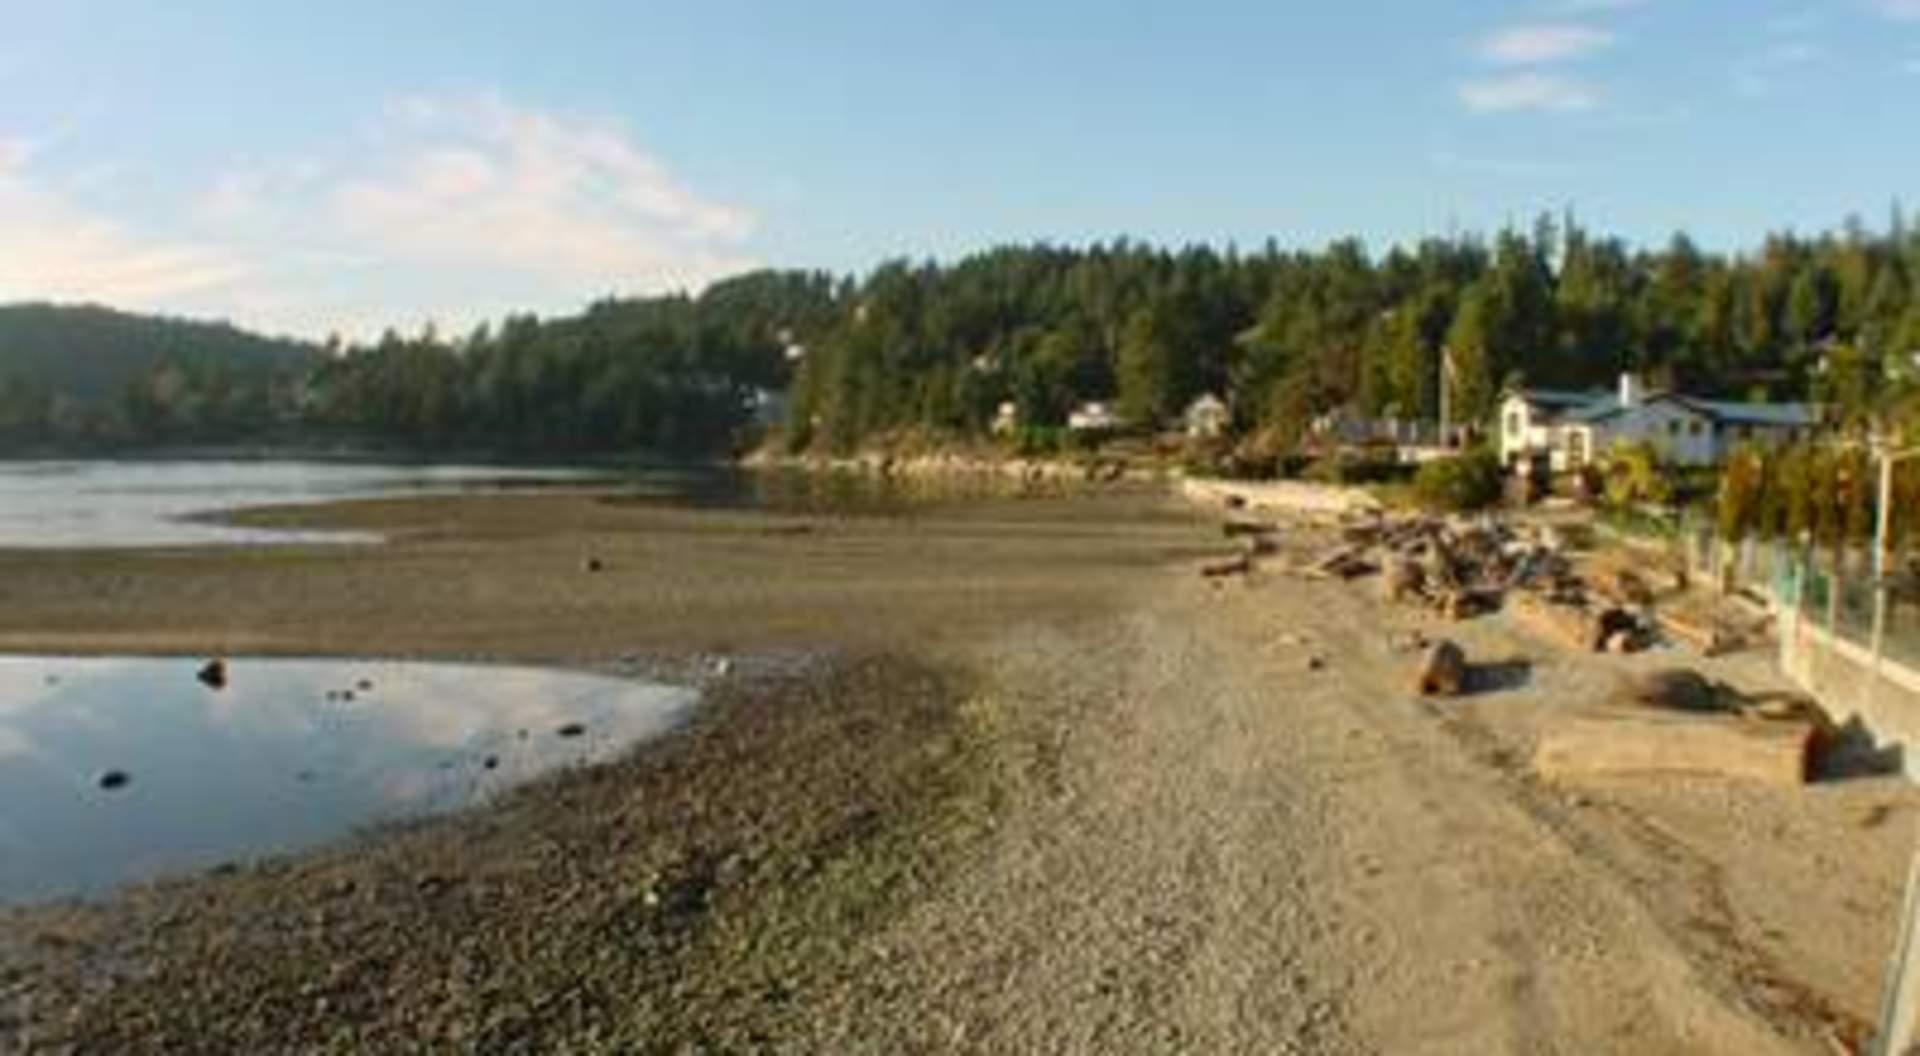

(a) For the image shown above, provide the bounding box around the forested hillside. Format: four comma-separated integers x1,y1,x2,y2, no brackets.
0,304,317,445
6,214,1919,458
301,269,835,454
783,216,1920,456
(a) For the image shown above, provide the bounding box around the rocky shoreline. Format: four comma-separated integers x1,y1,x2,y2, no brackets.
0,486,1207,1051
739,445,1168,486
1,650,997,1051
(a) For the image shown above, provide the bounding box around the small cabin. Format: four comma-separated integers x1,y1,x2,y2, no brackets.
1184,393,1230,439
1067,401,1121,432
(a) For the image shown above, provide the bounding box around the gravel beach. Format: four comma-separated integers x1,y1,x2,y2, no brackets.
1,484,1915,1052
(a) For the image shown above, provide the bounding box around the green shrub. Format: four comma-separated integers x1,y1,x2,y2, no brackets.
1305,451,1411,486
1011,425,1063,457
1602,440,1676,509
1413,450,1504,511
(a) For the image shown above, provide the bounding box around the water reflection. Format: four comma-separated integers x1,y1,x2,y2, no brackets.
0,459,610,548
0,656,694,904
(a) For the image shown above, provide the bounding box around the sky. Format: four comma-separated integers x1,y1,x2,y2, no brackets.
0,1,1917,340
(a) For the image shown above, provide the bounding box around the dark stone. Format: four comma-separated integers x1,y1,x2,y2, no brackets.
196,659,227,690
556,722,586,738
583,557,604,573
97,770,130,791
482,755,499,770
356,678,373,692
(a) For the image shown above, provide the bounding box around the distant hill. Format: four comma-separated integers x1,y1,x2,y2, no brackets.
0,303,317,406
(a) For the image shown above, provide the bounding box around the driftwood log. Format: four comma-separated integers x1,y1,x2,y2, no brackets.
1658,610,1732,657
1534,708,1813,785
1611,568,1656,607
1223,518,1278,539
1415,640,1468,696
1510,595,1596,650
1382,555,1425,603
1510,594,1637,652
1200,554,1254,579
1310,545,1375,580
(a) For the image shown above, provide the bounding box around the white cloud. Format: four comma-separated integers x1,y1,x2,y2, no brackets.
0,135,30,171
1479,24,1615,65
0,137,251,308
327,95,755,290
1458,72,1599,112
0,94,761,338
1877,0,1920,20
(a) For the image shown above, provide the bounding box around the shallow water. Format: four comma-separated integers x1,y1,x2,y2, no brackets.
0,459,610,547
0,655,694,904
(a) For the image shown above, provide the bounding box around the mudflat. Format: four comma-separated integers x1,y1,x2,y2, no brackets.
1,485,1915,1053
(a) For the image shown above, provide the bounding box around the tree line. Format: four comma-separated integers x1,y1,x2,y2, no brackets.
786,214,1920,457
5,212,1920,457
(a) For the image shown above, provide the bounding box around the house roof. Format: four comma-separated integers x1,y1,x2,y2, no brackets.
1553,390,1816,429
1510,387,1604,410
1686,399,1818,428
1562,398,1632,424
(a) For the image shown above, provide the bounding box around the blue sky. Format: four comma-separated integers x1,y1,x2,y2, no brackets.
1,1,1917,339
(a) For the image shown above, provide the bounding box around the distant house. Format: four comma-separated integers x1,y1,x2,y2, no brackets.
1184,393,1231,439
991,400,1020,435
1067,401,1121,432
748,388,789,428
1308,405,1439,447
1500,374,1818,470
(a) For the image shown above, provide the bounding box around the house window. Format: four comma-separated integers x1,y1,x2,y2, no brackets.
1506,411,1522,438
1739,425,1753,441
1667,420,1681,436
1688,420,1703,437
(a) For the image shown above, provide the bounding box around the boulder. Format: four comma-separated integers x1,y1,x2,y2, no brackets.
196,659,227,690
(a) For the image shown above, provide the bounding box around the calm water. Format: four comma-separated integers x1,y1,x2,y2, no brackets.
0,459,613,547
0,655,694,903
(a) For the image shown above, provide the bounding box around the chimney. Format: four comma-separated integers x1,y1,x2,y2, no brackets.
1618,372,1639,408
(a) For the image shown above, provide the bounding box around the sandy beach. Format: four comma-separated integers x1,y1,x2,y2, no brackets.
2,484,1916,1053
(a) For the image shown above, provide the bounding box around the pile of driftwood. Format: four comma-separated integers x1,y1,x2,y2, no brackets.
1290,511,1577,624
1200,516,1284,580
1199,507,1739,658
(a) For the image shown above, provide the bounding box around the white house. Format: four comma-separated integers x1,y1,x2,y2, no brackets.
1500,373,1817,470
1184,393,1230,439
1067,401,1122,432
748,388,789,429
991,400,1020,435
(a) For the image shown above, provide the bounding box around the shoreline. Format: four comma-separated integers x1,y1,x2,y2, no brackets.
4,483,1916,1051
0,485,1208,1050
1,648,996,1051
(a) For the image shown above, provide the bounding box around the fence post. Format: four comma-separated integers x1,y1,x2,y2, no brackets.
1875,824,1920,1056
